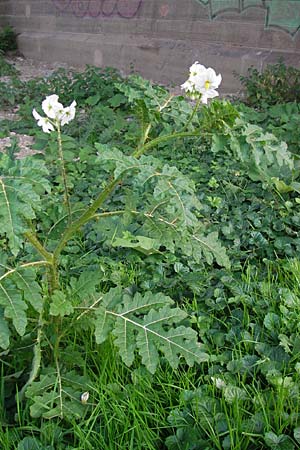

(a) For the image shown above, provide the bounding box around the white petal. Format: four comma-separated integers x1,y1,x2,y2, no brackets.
32,108,42,121
42,94,63,119
201,94,208,104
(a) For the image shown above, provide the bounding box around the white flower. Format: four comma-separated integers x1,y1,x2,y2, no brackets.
194,67,222,104
42,94,64,120
33,95,76,133
60,100,77,126
32,108,55,133
181,62,222,103
189,61,206,80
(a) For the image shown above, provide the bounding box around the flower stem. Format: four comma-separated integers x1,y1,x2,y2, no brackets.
24,231,59,292
181,95,202,132
17,308,44,402
52,130,199,263
57,123,72,224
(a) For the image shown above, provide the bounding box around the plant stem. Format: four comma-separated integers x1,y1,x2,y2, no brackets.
17,309,44,402
133,131,200,158
24,231,59,292
52,131,200,263
181,95,202,132
24,231,53,263
53,177,120,261
57,123,72,224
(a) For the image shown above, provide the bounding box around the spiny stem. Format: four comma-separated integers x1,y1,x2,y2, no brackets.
17,309,43,402
24,231,59,292
133,131,200,158
181,95,202,132
57,123,72,224
53,131,199,262
53,177,119,261
24,231,53,263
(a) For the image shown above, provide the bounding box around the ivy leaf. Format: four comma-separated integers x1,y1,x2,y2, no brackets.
95,288,208,373
49,290,74,317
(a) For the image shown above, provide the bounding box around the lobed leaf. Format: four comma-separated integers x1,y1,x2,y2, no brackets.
0,153,50,255
95,288,208,373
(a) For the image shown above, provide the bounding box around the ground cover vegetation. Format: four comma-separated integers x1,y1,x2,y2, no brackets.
0,50,299,449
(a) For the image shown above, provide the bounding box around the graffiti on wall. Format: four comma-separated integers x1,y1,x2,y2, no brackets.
51,0,143,18
195,0,300,37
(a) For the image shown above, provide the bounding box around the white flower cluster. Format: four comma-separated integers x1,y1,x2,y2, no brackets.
32,94,76,133
181,62,222,103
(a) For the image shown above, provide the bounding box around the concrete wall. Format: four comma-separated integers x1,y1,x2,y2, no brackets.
1,0,300,93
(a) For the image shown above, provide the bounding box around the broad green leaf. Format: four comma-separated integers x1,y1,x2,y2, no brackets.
0,261,42,345
294,428,300,444
264,432,295,450
26,370,91,419
94,145,140,179
95,289,208,373
69,270,100,299
49,290,74,317
0,308,10,349
0,279,27,336
17,437,46,450
264,312,280,332
112,232,160,255
0,153,50,255
191,231,231,268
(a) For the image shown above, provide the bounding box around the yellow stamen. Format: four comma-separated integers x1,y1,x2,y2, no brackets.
205,80,210,90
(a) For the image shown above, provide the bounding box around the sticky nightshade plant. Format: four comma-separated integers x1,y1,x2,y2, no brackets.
0,66,229,419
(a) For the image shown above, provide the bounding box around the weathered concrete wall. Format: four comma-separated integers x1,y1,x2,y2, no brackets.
1,0,300,93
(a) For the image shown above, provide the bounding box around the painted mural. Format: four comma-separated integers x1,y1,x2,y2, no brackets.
195,0,300,36
51,0,143,18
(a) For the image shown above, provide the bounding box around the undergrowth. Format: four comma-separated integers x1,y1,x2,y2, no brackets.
0,60,299,449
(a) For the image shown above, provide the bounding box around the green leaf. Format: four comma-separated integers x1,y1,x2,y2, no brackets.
112,232,160,255
26,369,91,419
294,428,300,444
95,289,208,373
94,145,140,179
17,437,46,450
264,432,295,450
0,261,43,345
86,94,101,106
264,312,280,332
0,153,50,255
191,231,231,268
0,278,27,336
49,290,74,317
0,308,10,349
